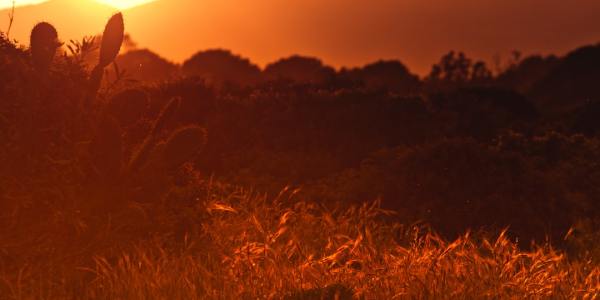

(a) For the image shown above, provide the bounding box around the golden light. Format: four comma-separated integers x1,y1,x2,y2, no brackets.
0,0,156,9
94,0,156,9
0,0,46,9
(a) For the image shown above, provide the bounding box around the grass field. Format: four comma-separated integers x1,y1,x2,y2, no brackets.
2,17,600,299
1,182,598,299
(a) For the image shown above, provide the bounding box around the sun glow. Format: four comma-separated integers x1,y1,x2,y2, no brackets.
0,0,45,9
94,0,155,9
0,0,156,10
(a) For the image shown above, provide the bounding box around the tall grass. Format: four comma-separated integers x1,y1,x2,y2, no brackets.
0,181,597,299
0,25,599,299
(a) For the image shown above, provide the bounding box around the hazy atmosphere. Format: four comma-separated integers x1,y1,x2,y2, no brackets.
2,0,600,74
1,0,600,298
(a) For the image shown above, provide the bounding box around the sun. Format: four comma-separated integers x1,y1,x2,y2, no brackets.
94,0,155,9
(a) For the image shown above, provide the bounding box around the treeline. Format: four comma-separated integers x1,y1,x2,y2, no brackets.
2,29,600,255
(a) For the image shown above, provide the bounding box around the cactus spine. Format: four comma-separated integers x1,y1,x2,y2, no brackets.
30,22,59,71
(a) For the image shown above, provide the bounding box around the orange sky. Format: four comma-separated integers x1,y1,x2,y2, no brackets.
2,0,600,75
0,0,155,9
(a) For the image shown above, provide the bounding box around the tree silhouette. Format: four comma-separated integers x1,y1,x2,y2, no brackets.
427,51,492,90
264,55,335,84
344,60,421,94
532,44,600,112
182,49,262,86
429,87,537,140
115,49,178,82
497,55,559,94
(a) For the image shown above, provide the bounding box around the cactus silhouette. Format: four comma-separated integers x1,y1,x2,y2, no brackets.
150,97,181,135
89,13,125,97
162,126,207,170
128,97,181,172
30,22,60,71
128,135,156,173
99,13,125,68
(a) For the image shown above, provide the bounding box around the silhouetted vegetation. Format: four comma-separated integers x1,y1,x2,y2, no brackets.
115,49,178,82
264,55,336,84
340,60,421,95
1,16,599,298
182,49,262,86
425,51,494,91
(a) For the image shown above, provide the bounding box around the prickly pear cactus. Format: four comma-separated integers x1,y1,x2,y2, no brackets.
151,96,182,136
127,97,181,172
88,94,208,203
30,22,60,71
99,13,125,68
89,13,125,97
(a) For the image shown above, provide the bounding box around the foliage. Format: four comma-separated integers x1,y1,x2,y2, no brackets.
264,55,336,84
114,49,178,82
0,182,598,299
1,19,600,299
339,60,421,95
496,54,559,94
532,44,600,112
426,51,493,90
182,49,262,86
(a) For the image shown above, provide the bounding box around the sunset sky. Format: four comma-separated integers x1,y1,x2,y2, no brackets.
0,0,155,9
2,0,600,75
